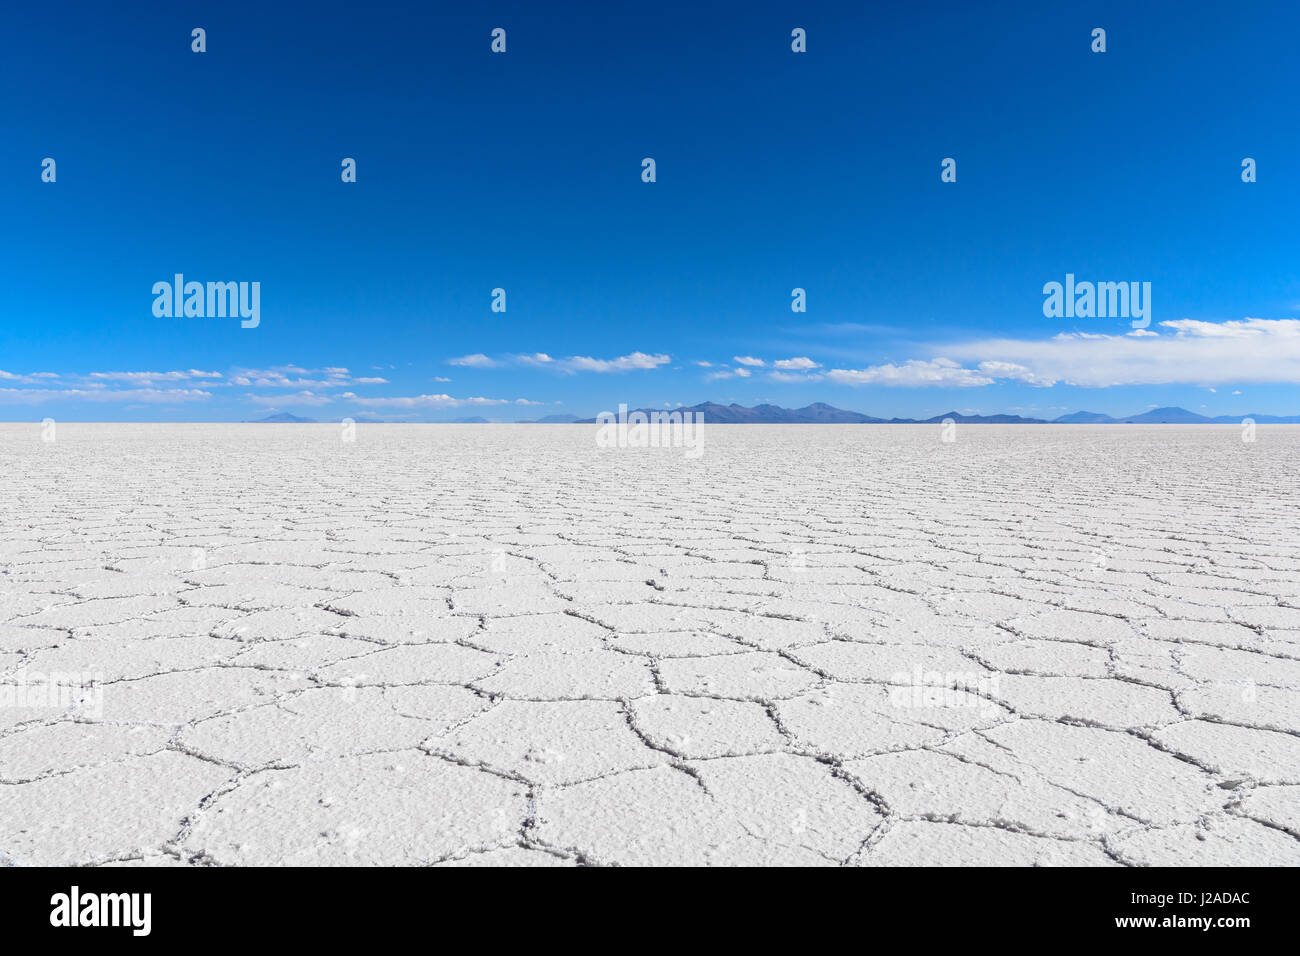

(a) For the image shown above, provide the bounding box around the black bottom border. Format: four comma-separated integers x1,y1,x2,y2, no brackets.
0,864,1284,942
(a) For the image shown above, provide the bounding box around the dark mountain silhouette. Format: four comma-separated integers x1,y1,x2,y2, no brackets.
577,402,884,424
575,403,1048,424
789,401,888,423
248,412,318,423
246,403,1300,425
1119,406,1213,424
918,410,1048,424
1208,412,1300,424
568,402,1298,424
1052,410,1119,423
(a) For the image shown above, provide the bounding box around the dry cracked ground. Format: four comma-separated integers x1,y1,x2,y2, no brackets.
1,422,1298,867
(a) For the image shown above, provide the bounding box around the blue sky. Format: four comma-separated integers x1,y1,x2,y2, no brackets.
3,0,1299,421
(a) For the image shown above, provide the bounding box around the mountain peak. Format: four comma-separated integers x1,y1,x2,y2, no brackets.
249,412,317,423
1120,406,1211,423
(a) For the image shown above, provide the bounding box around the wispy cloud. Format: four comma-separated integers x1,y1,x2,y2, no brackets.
706,366,752,381
447,353,498,368
826,358,994,387
228,366,384,387
0,370,61,385
563,351,670,372
768,370,824,383
812,318,1300,389
88,370,223,384
245,390,335,406
0,387,212,404
0,360,543,415
467,351,671,373
337,392,527,408
702,356,824,382
516,353,554,366
787,321,900,336
938,318,1300,387
1162,318,1300,338
772,357,821,370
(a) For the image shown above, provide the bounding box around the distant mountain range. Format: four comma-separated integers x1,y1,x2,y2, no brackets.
246,412,576,424
248,404,1300,425
572,402,1044,424
1051,407,1300,424
520,413,585,423
248,412,319,423
574,403,1300,424
247,412,388,423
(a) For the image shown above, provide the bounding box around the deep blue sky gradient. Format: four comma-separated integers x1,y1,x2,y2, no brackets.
3,1,1298,419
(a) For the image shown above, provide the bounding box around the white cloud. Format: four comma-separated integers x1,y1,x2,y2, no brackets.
816,318,1300,389
246,390,334,407
941,318,1300,387
768,370,824,383
772,357,821,370
447,353,497,368
0,388,211,404
733,356,766,367
973,361,1058,387
706,367,751,381
0,370,58,385
337,392,521,409
562,352,670,373
826,359,995,387
0,362,395,408
448,351,668,373
228,366,374,388
1161,318,1300,338
87,370,224,383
